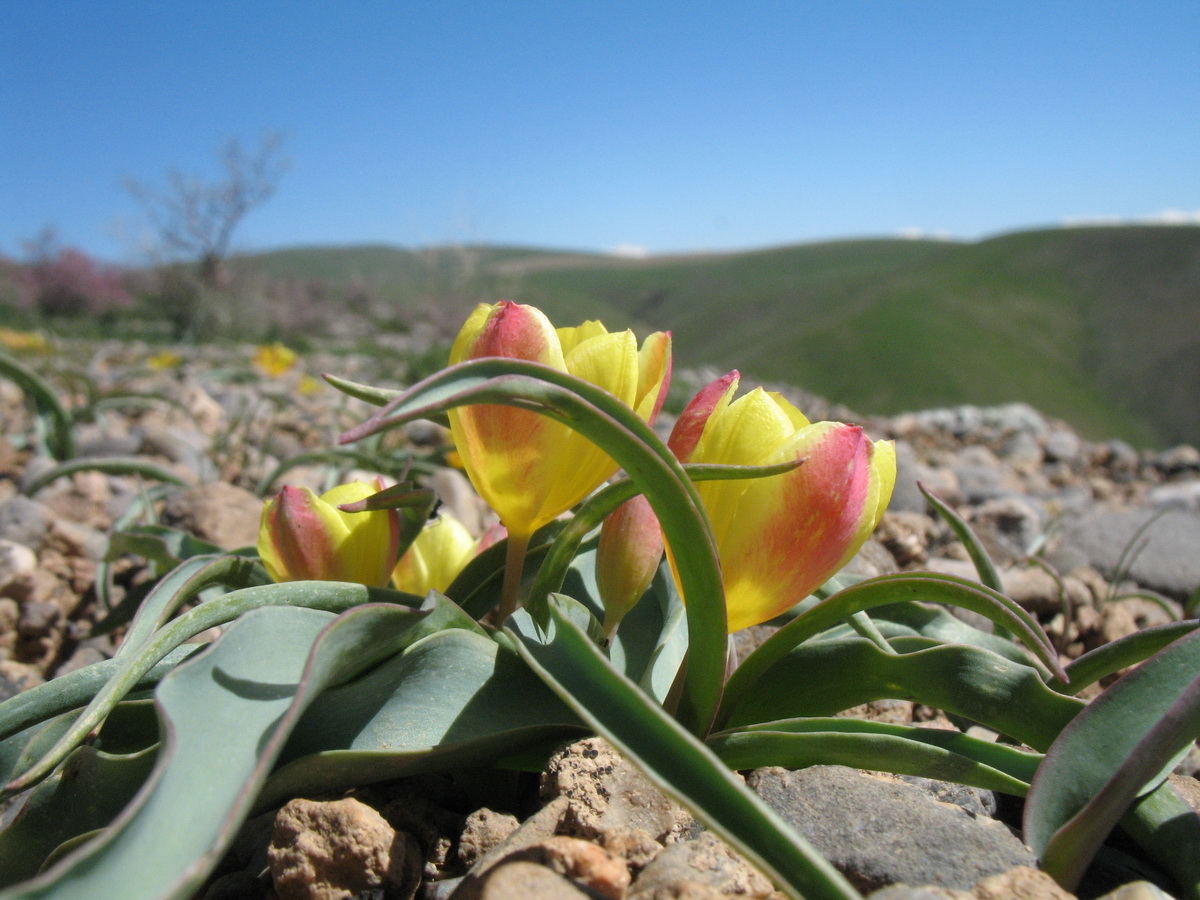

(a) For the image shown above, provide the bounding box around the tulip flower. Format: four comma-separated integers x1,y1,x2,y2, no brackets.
393,512,480,597
667,372,896,633
258,480,400,587
447,301,671,618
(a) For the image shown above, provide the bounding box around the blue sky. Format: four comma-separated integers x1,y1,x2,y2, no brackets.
3,1,1198,263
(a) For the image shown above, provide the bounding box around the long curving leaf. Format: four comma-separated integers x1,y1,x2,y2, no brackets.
113,554,263,662
869,601,1050,666
707,718,1041,796
259,626,583,808
719,573,1067,730
0,647,199,749
2,581,424,798
339,357,728,736
1120,780,1200,900
528,460,801,619
1025,629,1200,892
505,595,864,900
22,457,189,496
919,483,1003,591
254,448,438,496
1060,620,1200,695
0,744,158,887
722,635,1084,751
321,371,405,407
0,602,466,900
0,349,75,461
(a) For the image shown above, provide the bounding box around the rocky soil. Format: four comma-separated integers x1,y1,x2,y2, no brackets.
1,338,1198,900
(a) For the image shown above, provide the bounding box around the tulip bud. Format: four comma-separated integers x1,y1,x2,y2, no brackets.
597,494,664,637
257,480,400,587
393,513,480,597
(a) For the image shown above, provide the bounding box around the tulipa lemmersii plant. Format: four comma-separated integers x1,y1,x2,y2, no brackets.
0,302,1197,900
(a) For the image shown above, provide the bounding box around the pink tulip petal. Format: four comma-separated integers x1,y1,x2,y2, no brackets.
668,370,739,460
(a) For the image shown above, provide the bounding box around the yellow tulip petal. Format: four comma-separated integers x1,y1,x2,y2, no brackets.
394,514,477,595
717,422,880,631
557,319,609,355
693,388,796,468
635,331,672,424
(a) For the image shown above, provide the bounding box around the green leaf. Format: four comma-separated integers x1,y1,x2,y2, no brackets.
1061,620,1199,695
722,635,1083,751
505,595,863,900
707,718,1041,796
720,573,1067,729
1025,629,1200,892
259,626,582,807
22,457,189,497
2,581,419,798
0,349,75,461
254,448,437,496
341,357,728,736
0,743,158,886
1120,781,1200,900
112,555,264,662
0,602,459,900
0,648,199,751
870,601,1050,665
919,483,1003,591
103,525,228,572
321,372,404,407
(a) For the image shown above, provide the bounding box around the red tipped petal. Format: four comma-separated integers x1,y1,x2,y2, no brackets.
668,370,739,460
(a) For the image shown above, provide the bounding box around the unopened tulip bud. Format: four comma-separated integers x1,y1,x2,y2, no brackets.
258,480,400,587
597,494,664,637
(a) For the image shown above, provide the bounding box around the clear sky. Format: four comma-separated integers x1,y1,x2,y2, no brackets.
3,1,1198,264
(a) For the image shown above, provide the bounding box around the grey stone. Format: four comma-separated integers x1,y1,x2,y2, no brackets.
888,442,928,514
628,832,774,900
999,430,1043,473
968,497,1045,562
950,450,1013,504
896,776,998,818
1042,428,1083,464
1055,508,1200,600
1155,444,1200,476
0,497,52,549
1093,883,1177,900
1147,479,1200,512
541,738,695,843
746,766,1035,893
867,886,965,900
161,482,263,551
74,427,145,457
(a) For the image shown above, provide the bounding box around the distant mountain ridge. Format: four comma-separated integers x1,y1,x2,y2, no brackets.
241,225,1200,448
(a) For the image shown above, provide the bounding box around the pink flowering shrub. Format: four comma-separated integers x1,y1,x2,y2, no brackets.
9,247,133,318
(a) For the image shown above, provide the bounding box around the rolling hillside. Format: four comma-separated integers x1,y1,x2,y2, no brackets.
242,226,1200,448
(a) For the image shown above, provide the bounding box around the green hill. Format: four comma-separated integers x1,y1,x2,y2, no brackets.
242,226,1200,448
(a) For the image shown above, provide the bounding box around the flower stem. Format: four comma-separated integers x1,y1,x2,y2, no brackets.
496,530,531,623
